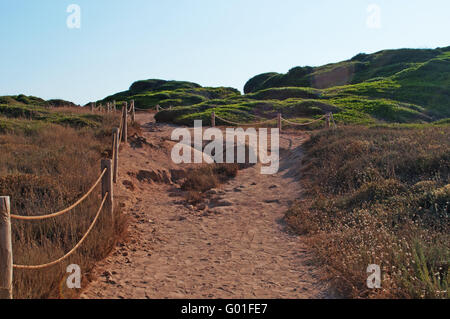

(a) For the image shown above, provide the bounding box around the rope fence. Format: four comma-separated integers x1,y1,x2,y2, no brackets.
281,114,327,126
0,99,132,299
211,111,335,131
13,193,108,270
133,104,169,112
156,104,172,112
153,103,336,131
215,114,277,127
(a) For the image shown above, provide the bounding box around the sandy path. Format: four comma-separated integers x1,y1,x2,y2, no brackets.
80,113,330,299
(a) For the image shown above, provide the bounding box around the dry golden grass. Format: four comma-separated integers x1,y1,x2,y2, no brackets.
181,164,239,203
0,107,127,299
182,164,239,192
285,126,449,299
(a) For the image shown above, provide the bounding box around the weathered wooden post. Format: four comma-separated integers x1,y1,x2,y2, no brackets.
330,112,336,129
0,196,13,299
101,159,114,223
113,100,116,113
211,112,215,128
277,113,282,132
326,113,330,129
112,128,119,183
122,102,128,143
131,100,135,124
90,102,94,112
156,105,160,112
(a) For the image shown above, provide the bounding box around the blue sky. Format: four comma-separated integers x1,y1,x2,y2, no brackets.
0,0,449,105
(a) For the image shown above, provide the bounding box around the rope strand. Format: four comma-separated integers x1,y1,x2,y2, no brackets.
215,114,277,126
10,169,107,221
281,114,327,126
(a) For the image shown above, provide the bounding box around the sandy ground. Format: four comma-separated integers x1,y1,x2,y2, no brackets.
80,112,331,299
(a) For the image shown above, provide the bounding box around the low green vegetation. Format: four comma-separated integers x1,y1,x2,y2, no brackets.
97,79,240,110
0,94,78,108
0,104,103,133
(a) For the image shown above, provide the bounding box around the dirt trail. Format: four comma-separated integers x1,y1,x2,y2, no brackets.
81,113,331,299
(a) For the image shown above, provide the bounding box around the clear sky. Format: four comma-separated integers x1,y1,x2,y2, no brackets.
0,0,449,105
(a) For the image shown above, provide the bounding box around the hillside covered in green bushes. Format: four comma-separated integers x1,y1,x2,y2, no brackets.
96,79,241,111
97,46,450,126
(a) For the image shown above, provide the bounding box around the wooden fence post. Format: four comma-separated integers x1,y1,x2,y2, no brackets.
112,128,119,183
90,103,94,112
156,105,160,112
122,102,128,143
101,160,114,223
131,100,135,124
113,100,116,113
0,196,13,299
330,112,336,129
326,113,330,129
277,113,282,132
211,112,215,128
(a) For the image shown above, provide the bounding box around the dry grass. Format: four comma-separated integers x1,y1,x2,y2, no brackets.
285,126,449,299
0,108,127,299
182,164,239,203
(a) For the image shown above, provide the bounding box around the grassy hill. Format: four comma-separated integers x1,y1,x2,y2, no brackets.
150,46,450,126
96,79,241,110
0,94,79,108
244,48,446,92
0,96,103,134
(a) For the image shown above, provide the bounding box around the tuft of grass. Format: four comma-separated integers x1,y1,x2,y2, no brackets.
181,164,239,193
181,164,239,206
